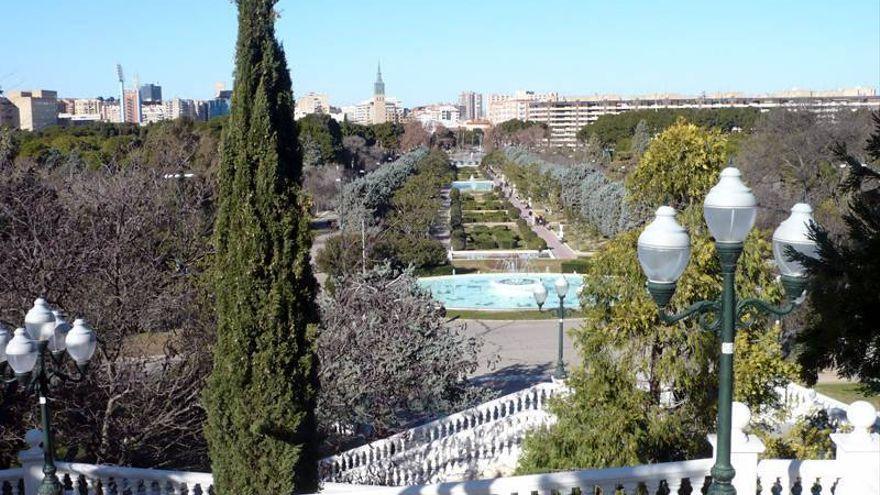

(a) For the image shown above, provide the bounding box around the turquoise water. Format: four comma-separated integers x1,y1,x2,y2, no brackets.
418,273,584,310
451,180,494,192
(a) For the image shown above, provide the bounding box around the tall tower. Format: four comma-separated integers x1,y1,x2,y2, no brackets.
116,64,126,123
372,61,387,124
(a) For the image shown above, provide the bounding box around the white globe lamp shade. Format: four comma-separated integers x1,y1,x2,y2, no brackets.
703,168,757,243
637,206,691,283
533,284,548,306
554,277,569,298
0,324,11,363
49,310,72,353
772,203,819,278
24,298,56,342
66,319,97,365
6,328,38,375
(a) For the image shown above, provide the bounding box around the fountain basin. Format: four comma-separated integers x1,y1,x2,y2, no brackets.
451,180,494,192
418,273,583,310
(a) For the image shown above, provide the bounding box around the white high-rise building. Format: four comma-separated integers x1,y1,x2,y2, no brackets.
295,92,330,120
486,90,557,124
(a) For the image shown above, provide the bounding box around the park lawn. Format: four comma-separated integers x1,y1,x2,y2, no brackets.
448,309,585,321
813,383,880,408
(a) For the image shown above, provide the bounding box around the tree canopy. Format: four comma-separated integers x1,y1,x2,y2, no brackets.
577,107,760,151
297,113,343,167
794,112,880,393
626,118,728,208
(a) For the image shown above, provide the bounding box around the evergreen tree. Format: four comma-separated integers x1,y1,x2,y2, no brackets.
203,1,320,493
627,118,727,208
795,112,880,393
583,132,606,164
518,124,797,473
631,118,650,157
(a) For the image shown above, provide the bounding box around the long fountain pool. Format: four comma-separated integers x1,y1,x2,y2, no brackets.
451,180,494,192
417,273,584,310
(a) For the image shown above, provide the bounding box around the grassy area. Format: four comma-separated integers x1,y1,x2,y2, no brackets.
447,308,585,320
813,383,880,408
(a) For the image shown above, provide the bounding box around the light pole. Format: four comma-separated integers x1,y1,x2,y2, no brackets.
533,278,569,380
553,277,569,380
636,168,817,495
1,299,98,495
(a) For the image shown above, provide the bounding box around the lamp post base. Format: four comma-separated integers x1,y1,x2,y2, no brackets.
37,475,62,495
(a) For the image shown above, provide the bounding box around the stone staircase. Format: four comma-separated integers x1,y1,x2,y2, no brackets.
319,381,566,485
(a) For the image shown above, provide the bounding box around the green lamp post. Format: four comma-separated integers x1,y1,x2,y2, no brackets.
533,277,570,380
1,299,98,495
636,168,817,495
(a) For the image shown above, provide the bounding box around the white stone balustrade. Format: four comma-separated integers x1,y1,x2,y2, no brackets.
318,458,716,495
320,381,564,484
0,466,24,494
0,384,876,495
13,428,213,495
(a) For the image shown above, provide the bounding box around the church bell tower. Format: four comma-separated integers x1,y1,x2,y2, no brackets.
372,61,387,124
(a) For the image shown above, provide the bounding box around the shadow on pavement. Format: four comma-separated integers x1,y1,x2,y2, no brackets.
471,362,553,395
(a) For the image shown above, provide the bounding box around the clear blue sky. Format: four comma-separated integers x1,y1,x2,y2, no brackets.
2,0,878,107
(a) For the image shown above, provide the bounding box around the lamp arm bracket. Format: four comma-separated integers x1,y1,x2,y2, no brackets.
736,298,797,320
47,365,87,384
660,299,720,328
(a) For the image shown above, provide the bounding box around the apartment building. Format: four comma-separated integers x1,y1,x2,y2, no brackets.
411,103,461,129
5,90,58,131
527,89,880,147
486,90,558,124
295,92,330,120
458,91,483,121
0,97,19,128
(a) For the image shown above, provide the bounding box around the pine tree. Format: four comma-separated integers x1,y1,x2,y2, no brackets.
203,1,320,493
795,112,880,393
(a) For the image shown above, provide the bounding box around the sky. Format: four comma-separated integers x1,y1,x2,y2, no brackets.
1,0,878,107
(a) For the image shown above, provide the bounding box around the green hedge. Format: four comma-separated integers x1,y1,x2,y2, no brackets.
560,258,592,273
463,211,511,223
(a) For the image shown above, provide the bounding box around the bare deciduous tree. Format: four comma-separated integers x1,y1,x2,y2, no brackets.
316,267,495,453
0,162,215,470
737,108,874,232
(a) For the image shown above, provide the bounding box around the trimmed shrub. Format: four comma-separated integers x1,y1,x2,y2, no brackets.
501,147,646,237
560,258,592,274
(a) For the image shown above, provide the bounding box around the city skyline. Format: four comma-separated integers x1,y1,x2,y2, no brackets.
1,0,878,106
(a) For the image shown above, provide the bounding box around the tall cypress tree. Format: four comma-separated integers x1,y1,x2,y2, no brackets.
203,1,319,493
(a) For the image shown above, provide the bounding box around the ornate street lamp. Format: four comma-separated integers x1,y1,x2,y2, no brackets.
532,283,548,311
533,278,568,380
637,168,816,495
1,299,97,495
553,277,569,380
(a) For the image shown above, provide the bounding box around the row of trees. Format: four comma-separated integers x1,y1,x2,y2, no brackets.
317,149,451,279
485,119,549,150
576,107,762,152
489,147,644,237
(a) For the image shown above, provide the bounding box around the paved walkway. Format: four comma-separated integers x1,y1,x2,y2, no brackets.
459,318,582,395
496,180,577,260
432,186,452,248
